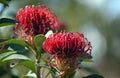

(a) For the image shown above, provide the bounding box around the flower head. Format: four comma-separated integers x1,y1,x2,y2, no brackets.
14,4,58,45
43,32,92,58
42,32,92,75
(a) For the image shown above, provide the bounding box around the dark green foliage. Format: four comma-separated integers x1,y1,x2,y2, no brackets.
0,18,18,27
83,74,104,78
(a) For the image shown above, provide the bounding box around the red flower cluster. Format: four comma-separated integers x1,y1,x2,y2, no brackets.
15,4,58,35
14,4,59,45
42,32,92,58
42,32,92,75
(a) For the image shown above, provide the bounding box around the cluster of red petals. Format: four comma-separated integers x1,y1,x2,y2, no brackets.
42,32,92,58
14,4,59,35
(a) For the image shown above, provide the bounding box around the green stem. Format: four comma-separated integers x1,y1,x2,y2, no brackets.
45,71,51,78
36,52,41,78
28,46,36,55
29,46,41,78
36,64,41,78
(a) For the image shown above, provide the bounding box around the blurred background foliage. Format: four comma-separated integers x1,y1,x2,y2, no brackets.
0,0,120,78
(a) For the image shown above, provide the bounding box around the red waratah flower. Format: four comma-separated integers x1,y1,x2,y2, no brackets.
14,4,59,45
42,32,92,76
43,32,92,58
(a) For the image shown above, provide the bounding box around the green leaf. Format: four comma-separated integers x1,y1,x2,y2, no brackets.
0,39,29,47
0,52,35,72
17,60,36,73
0,51,16,60
0,49,11,54
81,53,93,59
78,53,93,62
0,0,9,6
34,34,45,52
23,71,37,78
2,54,31,61
23,75,36,78
0,18,19,27
0,60,6,66
5,44,30,55
0,51,16,66
83,74,104,78
82,59,94,62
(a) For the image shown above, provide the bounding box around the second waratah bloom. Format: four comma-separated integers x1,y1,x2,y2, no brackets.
42,32,92,76
14,4,59,45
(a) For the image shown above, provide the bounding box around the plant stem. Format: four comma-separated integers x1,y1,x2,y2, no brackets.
36,52,41,78
37,64,41,78
29,46,41,78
